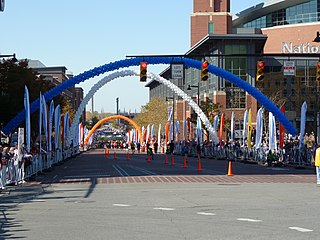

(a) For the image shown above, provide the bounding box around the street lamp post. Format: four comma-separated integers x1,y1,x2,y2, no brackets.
187,83,200,106
187,83,200,141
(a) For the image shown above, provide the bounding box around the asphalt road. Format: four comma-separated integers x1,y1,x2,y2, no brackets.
0,149,319,240
36,148,315,184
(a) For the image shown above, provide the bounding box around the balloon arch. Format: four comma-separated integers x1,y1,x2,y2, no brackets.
2,57,297,136
67,70,219,146
84,115,142,145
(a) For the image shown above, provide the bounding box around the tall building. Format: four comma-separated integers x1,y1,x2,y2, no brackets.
148,0,320,141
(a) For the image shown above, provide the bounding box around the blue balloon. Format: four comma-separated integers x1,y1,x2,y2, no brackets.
2,57,297,136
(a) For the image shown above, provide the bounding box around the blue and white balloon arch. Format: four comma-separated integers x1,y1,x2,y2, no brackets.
2,57,298,136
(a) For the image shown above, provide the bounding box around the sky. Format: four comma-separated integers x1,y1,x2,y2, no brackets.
0,0,261,114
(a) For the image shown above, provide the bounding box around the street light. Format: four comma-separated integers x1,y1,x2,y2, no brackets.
166,96,175,142
0,53,18,62
187,83,200,106
187,83,200,141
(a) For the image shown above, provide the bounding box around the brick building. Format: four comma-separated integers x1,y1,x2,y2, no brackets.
147,0,320,142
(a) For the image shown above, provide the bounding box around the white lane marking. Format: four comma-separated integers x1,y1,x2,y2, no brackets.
30,199,46,202
64,166,68,169
197,212,216,216
237,218,262,222
116,165,130,176
112,165,129,176
289,227,313,232
113,204,131,207
126,165,156,175
267,167,289,171
153,207,175,211
53,175,58,179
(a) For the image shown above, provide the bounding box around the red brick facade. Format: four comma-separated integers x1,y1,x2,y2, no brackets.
191,0,232,47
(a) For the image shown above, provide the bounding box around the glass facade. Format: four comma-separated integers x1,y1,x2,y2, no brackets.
243,0,320,28
224,44,247,109
256,57,319,131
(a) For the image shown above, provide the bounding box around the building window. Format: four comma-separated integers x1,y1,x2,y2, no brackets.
224,44,247,109
243,0,319,28
208,22,214,34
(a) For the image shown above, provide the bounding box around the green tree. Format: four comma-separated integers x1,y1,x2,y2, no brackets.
0,59,72,137
133,97,167,131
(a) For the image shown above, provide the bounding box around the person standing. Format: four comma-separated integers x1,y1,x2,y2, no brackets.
315,147,320,185
169,140,175,155
153,141,158,154
1,147,9,189
0,146,5,190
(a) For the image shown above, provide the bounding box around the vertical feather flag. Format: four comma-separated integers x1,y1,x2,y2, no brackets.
299,101,307,149
175,121,180,141
42,95,48,151
146,124,150,142
157,124,161,149
230,112,234,142
136,129,140,143
39,93,42,152
141,126,145,142
279,105,286,149
197,116,202,144
242,110,248,145
63,113,69,148
54,105,61,150
167,106,173,122
79,123,84,146
151,124,155,139
24,86,31,153
169,122,173,141
165,122,170,143
187,118,191,139
78,123,82,146
60,115,64,148
255,108,264,149
219,114,225,147
247,109,253,148
48,100,54,152
268,112,277,151
213,115,219,132
143,129,147,143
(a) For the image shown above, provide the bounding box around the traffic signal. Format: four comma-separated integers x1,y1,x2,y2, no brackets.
256,60,265,81
316,61,320,81
201,61,209,81
140,61,147,82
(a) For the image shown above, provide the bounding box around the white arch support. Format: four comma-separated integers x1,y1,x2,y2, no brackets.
66,70,218,146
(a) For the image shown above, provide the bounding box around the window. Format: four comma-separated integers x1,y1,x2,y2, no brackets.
208,22,214,34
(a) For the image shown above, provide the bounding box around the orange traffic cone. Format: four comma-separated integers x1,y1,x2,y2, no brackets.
165,155,169,165
182,155,187,168
105,148,109,158
147,154,151,163
226,160,234,176
197,155,202,172
114,151,116,160
126,152,130,161
171,155,175,166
